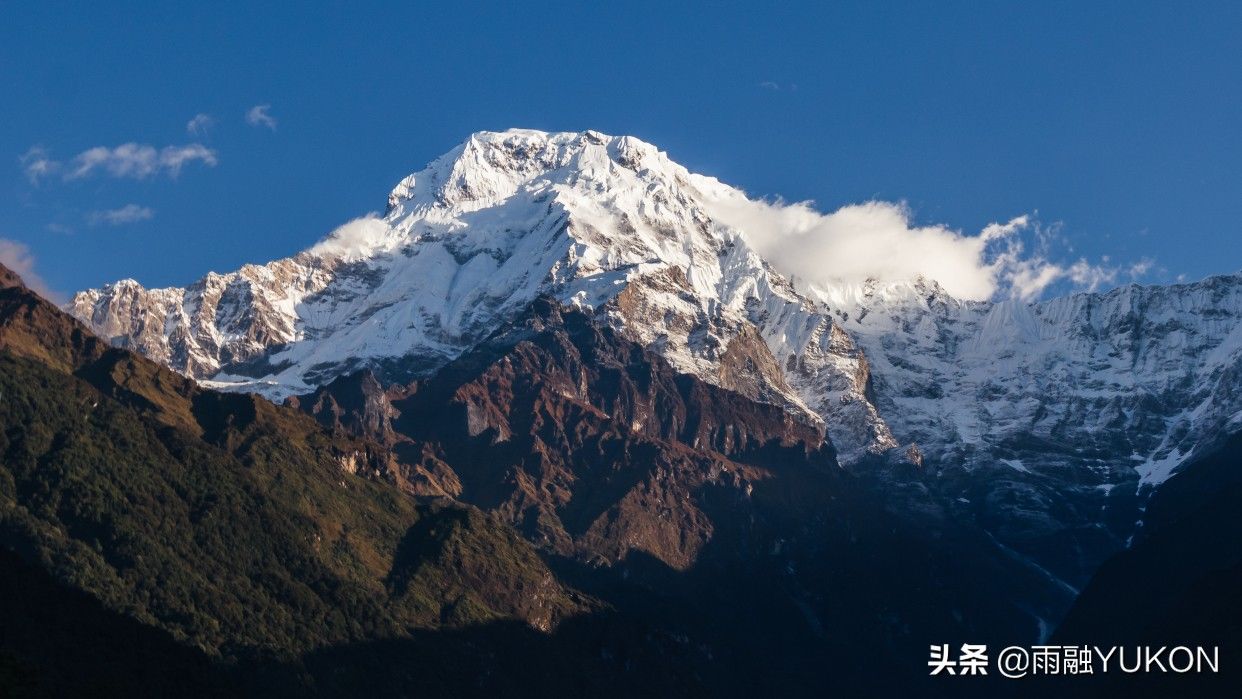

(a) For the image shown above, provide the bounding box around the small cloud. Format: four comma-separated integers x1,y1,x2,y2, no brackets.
246,104,277,130
1064,259,1118,292
758,81,798,92
186,113,215,136
64,142,217,180
1127,258,1155,279
19,146,60,184
309,214,391,261
0,237,61,301
45,222,75,235
87,204,155,226
156,144,217,176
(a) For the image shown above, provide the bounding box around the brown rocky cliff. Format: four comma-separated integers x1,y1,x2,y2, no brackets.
343,298,841,570
0,262,25,290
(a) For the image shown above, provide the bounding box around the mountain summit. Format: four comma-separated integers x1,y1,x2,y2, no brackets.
68,129,896,461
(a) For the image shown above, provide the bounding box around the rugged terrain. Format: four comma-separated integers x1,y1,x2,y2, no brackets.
69,130,1242,627
0,263,677,696
5,128,1239,696
1,260,1090,696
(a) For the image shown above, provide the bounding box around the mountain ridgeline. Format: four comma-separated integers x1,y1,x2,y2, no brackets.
2,129,1239,696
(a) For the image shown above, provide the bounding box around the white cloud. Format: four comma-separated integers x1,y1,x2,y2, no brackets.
155,144,218,176
65,142,217,180
246,104,277,130
88,204,155,226
186,113,215,136
309,215,392,261
0,238,59,301
1064,259,1117,292
19,146,60,184
707,197,1127,301
1127,258,1155,278
19,141,217,183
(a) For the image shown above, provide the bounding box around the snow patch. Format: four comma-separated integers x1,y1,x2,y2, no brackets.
1001,459,1029,473
1136,448,1187,488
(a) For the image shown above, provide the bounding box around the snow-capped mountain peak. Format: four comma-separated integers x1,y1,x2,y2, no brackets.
67,129,887,452
68,129,1242,484
385,129,672,213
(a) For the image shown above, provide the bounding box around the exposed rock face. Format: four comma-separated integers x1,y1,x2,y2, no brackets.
289,372,461,497
291,298,1083,665
289,370,402,444
2,264,111,375
300,298,835,571
0,264,25,290
68,258,341,378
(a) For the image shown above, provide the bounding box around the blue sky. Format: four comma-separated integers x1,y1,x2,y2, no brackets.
2,1,1239,299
